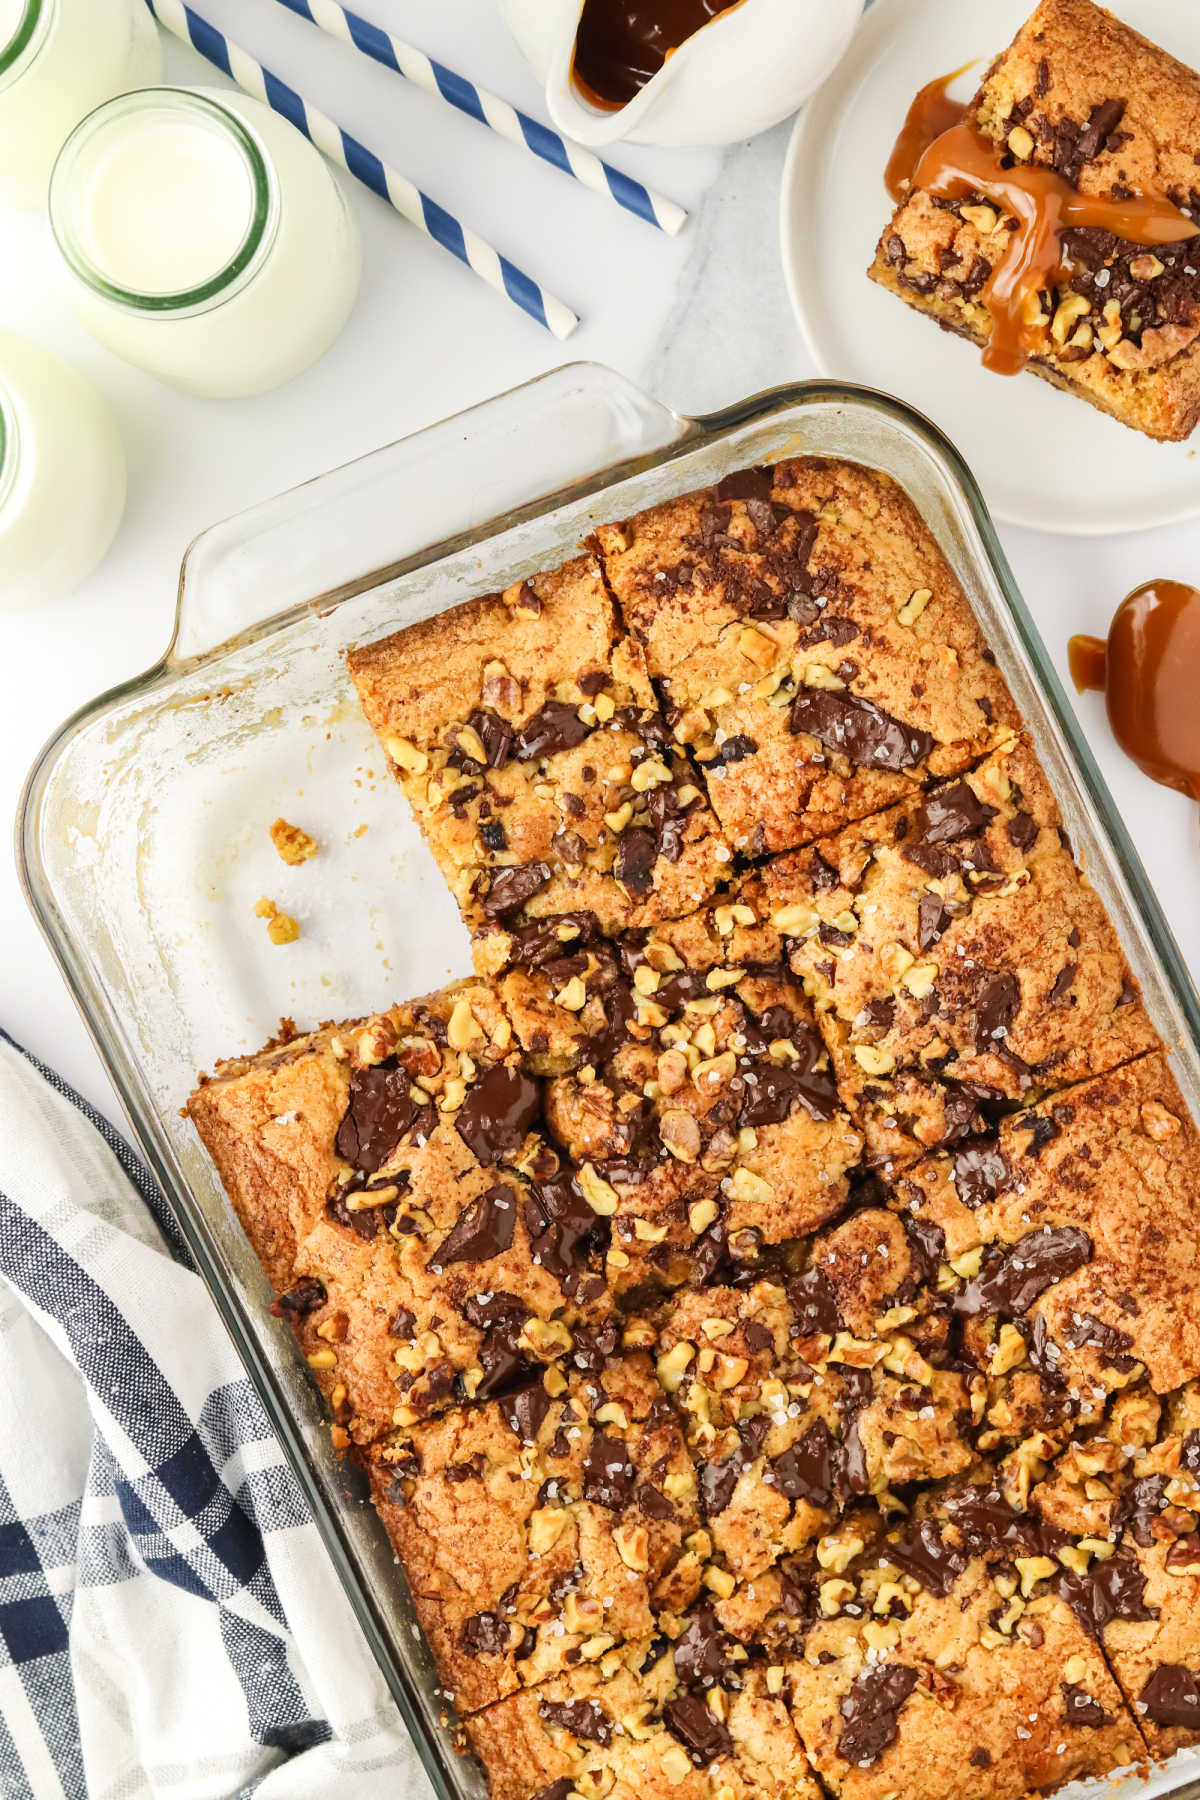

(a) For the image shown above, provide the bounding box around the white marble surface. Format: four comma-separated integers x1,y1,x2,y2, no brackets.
1,0,1199,1121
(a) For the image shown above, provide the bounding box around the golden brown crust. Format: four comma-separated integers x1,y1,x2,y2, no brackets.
599,459,1018,857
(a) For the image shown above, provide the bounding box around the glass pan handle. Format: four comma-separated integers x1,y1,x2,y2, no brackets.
169,363,695,664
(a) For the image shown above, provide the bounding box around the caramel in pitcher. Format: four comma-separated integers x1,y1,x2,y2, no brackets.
1070,580,1200,805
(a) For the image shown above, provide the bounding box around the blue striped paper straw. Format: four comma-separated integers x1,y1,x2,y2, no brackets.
273,0,687,236
143,0,579,338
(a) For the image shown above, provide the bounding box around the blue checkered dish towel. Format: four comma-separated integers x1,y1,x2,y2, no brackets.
0,1031,430,1800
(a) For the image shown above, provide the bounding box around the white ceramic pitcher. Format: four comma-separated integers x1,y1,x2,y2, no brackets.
498,0,865,148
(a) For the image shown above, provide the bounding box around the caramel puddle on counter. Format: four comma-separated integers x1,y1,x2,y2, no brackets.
1069,581,1200,805
573,0,742,108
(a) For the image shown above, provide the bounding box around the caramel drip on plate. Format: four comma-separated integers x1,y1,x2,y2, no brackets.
913,122,1198,375
1069,581,1200,806
573,0,742,109
885,69,971,204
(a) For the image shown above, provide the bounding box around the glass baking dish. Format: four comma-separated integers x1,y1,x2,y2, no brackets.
19,364,1200,1800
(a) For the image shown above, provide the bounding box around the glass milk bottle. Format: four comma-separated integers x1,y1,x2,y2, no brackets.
0,0,161,207
0,332,126,608
49,87,362,398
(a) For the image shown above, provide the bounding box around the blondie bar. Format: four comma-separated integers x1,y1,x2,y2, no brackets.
870,0,1200,441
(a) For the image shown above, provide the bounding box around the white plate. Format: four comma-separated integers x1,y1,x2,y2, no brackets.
780,0,1200,534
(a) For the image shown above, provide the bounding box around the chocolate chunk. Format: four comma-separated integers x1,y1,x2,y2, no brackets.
526,1169,603,1287
514,700,592,762
970,1748,992,1770
1017,1113,1061,1155
613,826,658,895
952,1136,1008,1209
1114,1473,1169,1546
532,1783,573,1800
1059,1553,1157,1638
902,1215,946,1284
538,1699,612,1745
637,1483,674,1522
743,1320,773,1353
1139,1665,1200,1730
974,971,1021,1050
578,670,610,696
709,733,757,767
663,1694,733,1767
336,1064,425,1173
917,892,950,953
483,860,552,921
499,1380,551,1445
569,1321,620,1378
461,708,514,769
790,690,935,772
270,1279,326,1318
581,1432,635,1509
390,1306,416,1340
700,1454,742,1519
903,842,957,881
324,1186,400,1240
771,1419,834,1505
1183,1430,1200,1474
838,1664,919,1767
739,1057,839,1130
1062,1312,1136,1373
715,466,772,503
798,614,859,649
943,1486,1060,1558
1049,963,1077,1004
916,783,997,844
788,1266,842,1337
1007,810,1039,851
455,1063,541,1164
479,820,508,852
953,1225,1092,1318
810,850,839,891
460,1611,511,1658
886,1520,966,1598
1063,1685,1109,1727
428,1183,517,1270
674,1607,733,1687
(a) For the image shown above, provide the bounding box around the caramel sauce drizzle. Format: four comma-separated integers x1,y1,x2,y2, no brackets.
573,0,742,109
885,69,971,205
1069,581,1200,807
887,74,1199,377
915,124,1199,374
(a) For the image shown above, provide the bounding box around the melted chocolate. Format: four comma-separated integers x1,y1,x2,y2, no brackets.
483,861,553,921
771,1418,835,1506
790,689,935,772
573,0,740,109
1062,1684,1110,1727
498,1380,552,1445
662,1694,733,1767
952,1225,1092,1318
581,1431,635,1509
455,1063,542,1165
428,1183,517,1270
336,1064,429,1173
515,700,593,762
1139,1664,1200,1730
886,1519,966,1597
916,783,997,844
838,1663,918,1767
270,1279,326,1318
537,1699,612,1745
951,1136,1009,1209
674,1606,733,1687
